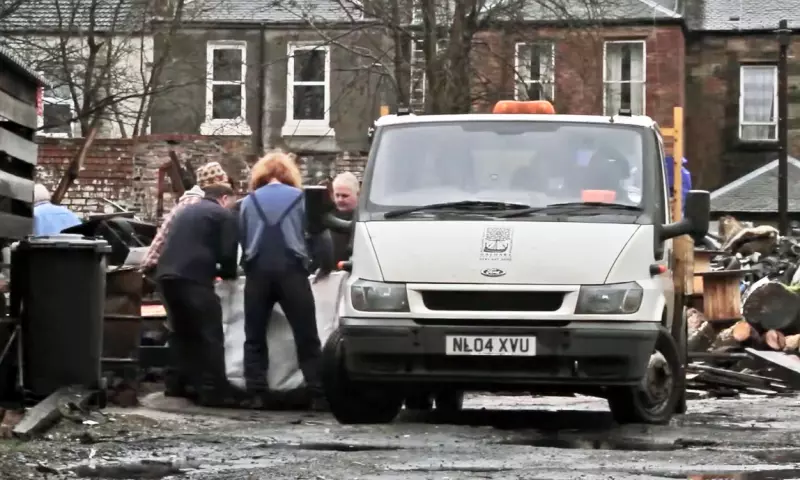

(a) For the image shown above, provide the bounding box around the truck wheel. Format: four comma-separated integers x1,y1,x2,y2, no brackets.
674,307,688,415
322,329,402,425
405,392,434,411
607,326,684,425
434,391,464,413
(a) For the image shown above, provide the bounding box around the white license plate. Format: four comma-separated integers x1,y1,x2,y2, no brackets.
445,335,536,356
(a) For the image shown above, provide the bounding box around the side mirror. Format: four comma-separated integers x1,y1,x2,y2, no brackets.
304,185,335,235
659,190,710,242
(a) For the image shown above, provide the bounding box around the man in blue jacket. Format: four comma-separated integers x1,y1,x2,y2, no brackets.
664,156,692,211
157,182,239,407
32,184,82,235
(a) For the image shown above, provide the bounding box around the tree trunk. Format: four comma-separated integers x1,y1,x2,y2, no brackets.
742,280,800,333
764,330,787,351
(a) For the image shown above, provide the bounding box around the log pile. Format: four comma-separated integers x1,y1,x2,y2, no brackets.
687,216,800,397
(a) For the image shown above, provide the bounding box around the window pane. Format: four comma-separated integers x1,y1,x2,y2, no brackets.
292,85,325,120
213,48,243,82
517,43,553,83
604,83,644,115
212,84,242,119
741,124,776,141
741,67,776,123
43,104,72,136
605,42,644,82
517,82,554,101
294,49,326,82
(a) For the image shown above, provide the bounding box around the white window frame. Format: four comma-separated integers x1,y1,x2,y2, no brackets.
409,37,448,111
282,43,333,137
35,79,76,138
514,42,555,102
602,40,647,116
738,65,779,142
202,41,251,136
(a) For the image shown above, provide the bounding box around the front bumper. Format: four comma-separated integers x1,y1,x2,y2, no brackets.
339,319,659,387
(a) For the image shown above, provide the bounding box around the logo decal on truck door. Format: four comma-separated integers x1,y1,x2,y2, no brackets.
480,227,513,261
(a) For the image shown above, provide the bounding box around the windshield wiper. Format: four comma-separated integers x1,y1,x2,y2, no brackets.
496,201,641,219
384,200,531,219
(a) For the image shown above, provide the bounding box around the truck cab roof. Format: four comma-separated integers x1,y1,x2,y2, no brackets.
374,113,659,130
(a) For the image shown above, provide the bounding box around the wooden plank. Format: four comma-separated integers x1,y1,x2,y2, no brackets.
12,386,93,440
0,89,37,130
0,128,37,165
660,127,674,137
745,347,800,389
0,211,32,239
0,170,34,203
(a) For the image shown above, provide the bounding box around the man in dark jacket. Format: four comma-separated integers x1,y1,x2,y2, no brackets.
156,183,239,407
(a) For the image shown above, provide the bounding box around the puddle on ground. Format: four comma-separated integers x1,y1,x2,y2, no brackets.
256,441,402,452
681,469,800,479
501,436,717,451
70,459,191,479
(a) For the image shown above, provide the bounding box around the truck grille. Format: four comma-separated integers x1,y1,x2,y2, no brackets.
420,291,565,312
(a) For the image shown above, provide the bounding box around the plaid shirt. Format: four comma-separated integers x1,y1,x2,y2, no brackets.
141,190,204,271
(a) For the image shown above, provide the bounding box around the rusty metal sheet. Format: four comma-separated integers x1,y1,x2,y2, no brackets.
0,211,32,239
746,347,800,386
0,170,34,203
0,89,37,129
0,127,37,165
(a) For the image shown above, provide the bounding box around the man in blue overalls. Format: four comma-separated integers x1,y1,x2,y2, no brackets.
664,156,692,213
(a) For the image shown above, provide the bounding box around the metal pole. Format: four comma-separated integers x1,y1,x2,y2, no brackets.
777,19,790,235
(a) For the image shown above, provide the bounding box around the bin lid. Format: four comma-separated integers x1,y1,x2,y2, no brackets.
19,234,112,252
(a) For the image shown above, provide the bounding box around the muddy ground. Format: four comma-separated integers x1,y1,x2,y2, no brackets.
2,393,800,479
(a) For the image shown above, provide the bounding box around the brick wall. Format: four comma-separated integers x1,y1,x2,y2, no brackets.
685,34,800,190
471,25,686,134
37,135,368,221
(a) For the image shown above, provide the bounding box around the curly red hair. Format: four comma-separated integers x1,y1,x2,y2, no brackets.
249,149,303,191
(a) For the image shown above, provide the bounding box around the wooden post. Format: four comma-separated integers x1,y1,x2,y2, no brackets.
380,105,390,117
667,107,695,336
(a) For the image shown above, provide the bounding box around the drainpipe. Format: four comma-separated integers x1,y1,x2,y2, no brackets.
255,22,267,155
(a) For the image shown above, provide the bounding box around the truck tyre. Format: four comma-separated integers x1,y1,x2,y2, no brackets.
434,391,464,413
607,326,684,425
322,328,402,425
674,307,688,415
405,392,434,411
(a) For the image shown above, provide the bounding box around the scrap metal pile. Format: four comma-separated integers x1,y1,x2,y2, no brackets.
687,215,800,397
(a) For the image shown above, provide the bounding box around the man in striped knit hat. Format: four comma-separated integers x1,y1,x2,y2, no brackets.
141,161,232,401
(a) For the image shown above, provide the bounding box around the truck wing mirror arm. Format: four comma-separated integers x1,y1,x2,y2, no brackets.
323,213,353,234
659,190,710,243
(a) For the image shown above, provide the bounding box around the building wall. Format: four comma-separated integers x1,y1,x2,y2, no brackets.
149,27,391,154
685,33,800,190
36,135,367,221
0,34,154,139
470,24,686,137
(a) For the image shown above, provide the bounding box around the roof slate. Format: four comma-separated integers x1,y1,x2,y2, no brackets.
0,0,149,33
516,0,680,23
0,43,49,85
710,157,800,213
180,0,363,24
685,0,800,31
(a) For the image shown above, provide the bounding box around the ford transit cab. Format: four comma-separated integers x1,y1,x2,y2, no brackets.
322,102,710,425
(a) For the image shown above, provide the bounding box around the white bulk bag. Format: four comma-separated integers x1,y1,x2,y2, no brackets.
217,271,347,391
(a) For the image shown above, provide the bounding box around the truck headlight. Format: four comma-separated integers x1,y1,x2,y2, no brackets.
351,279,409,312
575,282,643,315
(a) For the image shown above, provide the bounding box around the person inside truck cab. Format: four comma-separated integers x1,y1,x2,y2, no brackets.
32,184,82,236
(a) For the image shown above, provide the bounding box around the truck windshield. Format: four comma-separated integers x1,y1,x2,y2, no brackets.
366,121,647,213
